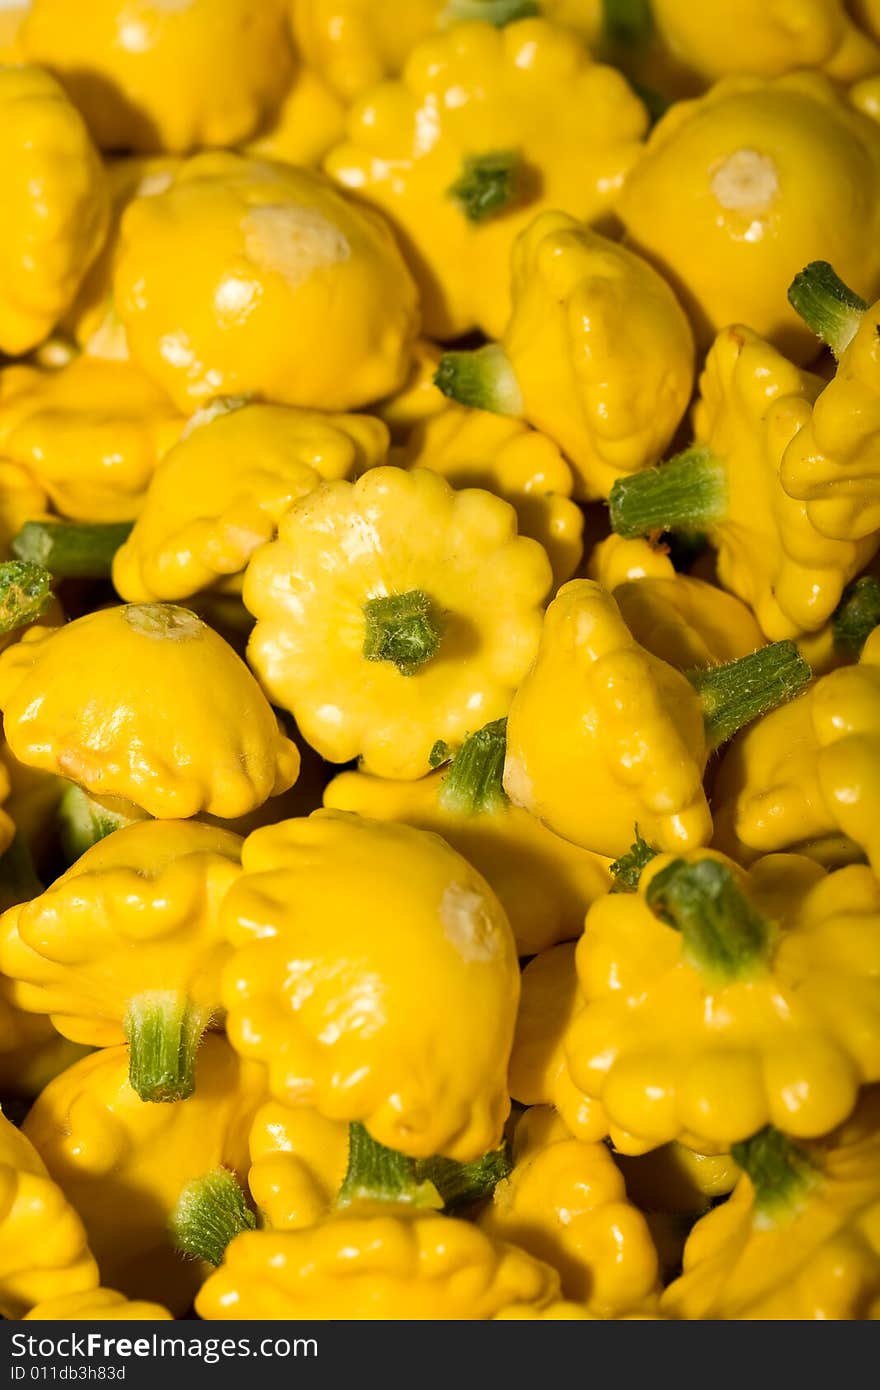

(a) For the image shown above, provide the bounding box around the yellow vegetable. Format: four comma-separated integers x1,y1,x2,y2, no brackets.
25,1289,173,1320
567,851,880,1151
618,74,880,361
0,357,185,524
114,153,419,414
375,340,447,442
196,1213,558,1319
0,65,108,356
0,820,242,1102
480,1107,660,1315
0,465,48,561
244,68,347,169
0,5,25,61
436,212,694,500
113,402,389,603
0,1110,97,1319
23,1038,264,1314
616,1143,738,1215
609,325,877,640
290,0,444,101
503,579,810,858
399,406,583,587
221,811,519,1160
248,1103,349,1232
613,575,767,670
326,19,646,339
587,534,676,591
508,944,609,1143
0,603,300,819
244,467,551,780
324,721,612,956
663,1090,880,1319
21,0,293,153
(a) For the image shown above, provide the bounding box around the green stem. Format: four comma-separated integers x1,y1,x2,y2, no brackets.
12,520,134,579
416,1145,511,1209
337,1123,442,1209
171,1168,256,1266
434,344,524,416
832,576,880,656
731,1127,817,1218
0,834,43,913
602,0,654,48
787,261,866,359
646,858,773,980
363,590,442,676
608,447,727,539
689,641,812,750
59,785,148,864
123,992,208,1103
0,561,52,635
442,0,539,22
448,150,522,223
610,827,658,892
439,718,507,815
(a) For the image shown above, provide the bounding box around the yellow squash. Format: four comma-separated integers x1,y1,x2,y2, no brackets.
25,1289,173,1320
248,1103,349,1232
244,68,347,169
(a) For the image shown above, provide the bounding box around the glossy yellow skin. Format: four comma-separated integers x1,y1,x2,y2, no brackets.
114,153,419,414
663,1088,880,1320
587,535,676,591
0,605,300,819
0,820,241,1049
0,6,26,61
781,293,880,543
25,1288,173,1320
245,467,551,781
400,405,583,588
614,576,767,671
324,770,612,957
196,1213,559,1320
291,0,444,101
21,0,293,154
113,403,389,603
618,74,880,361
326,20,647,339
504,212,694,500
0,66,108,356
221,812,519,1161
0,357,185,524
509,945,608,1143
481,1107,659,1315
693,325,876,640
0,463,48,560
616,1144,738,1215
504,580,712,860
23,1039,264,1314
567,851,880,1151
651,0,880,88
714,628,880,872
375,340,447,442
245,69,347,169
248,1103,348,1232
0,1111,97,1319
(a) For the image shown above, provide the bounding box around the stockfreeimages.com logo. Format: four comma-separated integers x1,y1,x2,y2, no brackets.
11,1333,317,1368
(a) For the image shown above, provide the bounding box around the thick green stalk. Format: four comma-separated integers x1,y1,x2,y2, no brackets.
731,1126,817,1218
12,520,134,579
171,1168,256,1266
439,718,508,815
363,590,442,676
0,561,52,635
416,1145,511,1209
832,576,880,656
447,150,522,223
689,641,812,750
336,1123,442,1209
608,447,727,539
610,827,658,892
434,343,524,416
123,992,208,1103
646,858,773,980
59,785,149,864
443,0,539,22
787,261,867,359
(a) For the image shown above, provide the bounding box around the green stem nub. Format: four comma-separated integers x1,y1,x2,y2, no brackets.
602,0,654,48
832,576,880,656
363,589,442,676
689,640,812,750
443,0,539,23
171,1168,256,1267
731,1126,817,1217
646,858,772,980
416,1145,511,1209
0,561,52,635
448,150,521,224
610,826,658,892
608,447,727,539
11,520,134,579
439,718,508,815
124,992,207,1103
337,1123,442,1210
787,261,867,359
0,834,43,914
434,343,524,416
59,785,148,864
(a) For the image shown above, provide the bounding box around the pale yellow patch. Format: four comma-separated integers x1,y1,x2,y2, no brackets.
242,205,351,288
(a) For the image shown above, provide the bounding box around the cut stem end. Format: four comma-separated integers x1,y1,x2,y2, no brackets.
363,589,442,676
171,1168,256,1266
690,640,812,750
434,343,524,416
646,857,773,980
787,261,867,359
124,992,207,1103
439,718,508,815
608,448,727,539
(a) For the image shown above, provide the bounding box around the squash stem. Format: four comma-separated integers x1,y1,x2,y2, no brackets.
363,589,442,676
731,1126,817,1218
442,0,539,23
448,150,522,223
416,1145,511,1209
646,858,773,980
0,561,52,635
434,343,524,415
689,641,812,750
787,261,866,359
832,576,880,656
608,447,727,538
59,785,148,864
12,520,134,579
337,1123,442,1209
439,718,508,815
171,1168,256,1266
124,991,208,1103
610,826,658,892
